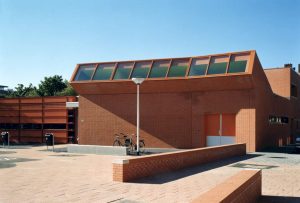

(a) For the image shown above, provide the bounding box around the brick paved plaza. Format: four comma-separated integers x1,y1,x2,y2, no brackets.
0,145,299,202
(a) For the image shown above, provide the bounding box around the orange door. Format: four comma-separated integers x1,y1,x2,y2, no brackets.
205,113,236,146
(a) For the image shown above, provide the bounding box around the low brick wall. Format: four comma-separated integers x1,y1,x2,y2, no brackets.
191,169,262,203
113,143,246,182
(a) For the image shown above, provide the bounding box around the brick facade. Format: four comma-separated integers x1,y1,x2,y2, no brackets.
78,91,255,151
71,50,300,152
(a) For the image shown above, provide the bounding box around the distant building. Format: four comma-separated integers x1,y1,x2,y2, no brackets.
0,85,9,98
0,96,77,144
0,85,8,94
70,50,300,152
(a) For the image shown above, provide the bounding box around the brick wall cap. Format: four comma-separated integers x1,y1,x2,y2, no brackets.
244,168,261,171
113,159,129,164
127,143,246,161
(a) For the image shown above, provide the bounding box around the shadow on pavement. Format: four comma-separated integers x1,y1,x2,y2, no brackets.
260,145,300,154
133,154,262,184
49,154,85,157
0,146,33,149
0,151,16,154
0,157,39,169
260,195,300,203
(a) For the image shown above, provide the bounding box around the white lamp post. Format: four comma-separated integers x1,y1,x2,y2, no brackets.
132,78,145,155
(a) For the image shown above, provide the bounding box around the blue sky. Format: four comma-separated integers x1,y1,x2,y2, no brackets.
0,0,299,89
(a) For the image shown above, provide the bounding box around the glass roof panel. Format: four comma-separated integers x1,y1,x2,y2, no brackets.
228,54,249,73
168,59,189,77
113,62,134,80
188,58,209,76
74,65,96,81
207,56,229,75
149,60,170,78
131,61,151,78
93,63,115,80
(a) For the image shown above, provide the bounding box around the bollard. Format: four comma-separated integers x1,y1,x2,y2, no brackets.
1,132,9,148
45,133,55,152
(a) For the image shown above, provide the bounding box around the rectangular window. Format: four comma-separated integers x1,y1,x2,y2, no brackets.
228,54,249,73
149,60,170,78
168,59,189,77
207,56,228,75
1,123,19,129
131,61,151,78
74,65,96,81
93,63,115,80
269,116,289,124
188,58,209,76
43,124,66,129
21,123,42,129
113,62,134,80
291,84,297,97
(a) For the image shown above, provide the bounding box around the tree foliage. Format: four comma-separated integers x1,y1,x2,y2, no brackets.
7,84,39,97
5,75,77,98
38,75,67,96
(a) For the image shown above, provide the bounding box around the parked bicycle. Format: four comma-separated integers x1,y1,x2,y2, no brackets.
113,133,145,153
113,133,134,151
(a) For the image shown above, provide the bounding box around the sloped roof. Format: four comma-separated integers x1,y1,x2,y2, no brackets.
70,50,256,94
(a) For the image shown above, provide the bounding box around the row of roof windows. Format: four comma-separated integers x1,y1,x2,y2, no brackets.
74,54,249,81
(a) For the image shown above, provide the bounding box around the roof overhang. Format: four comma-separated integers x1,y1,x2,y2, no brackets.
70,74,254,94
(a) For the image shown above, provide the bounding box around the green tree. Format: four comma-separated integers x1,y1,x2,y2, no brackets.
4,75,77,98
38,75,67,96
7,84,38,97
55,80,77,96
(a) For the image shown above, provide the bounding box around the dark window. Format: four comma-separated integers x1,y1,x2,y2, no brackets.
269,116,289,124
131,62,151,78
6,124,19,129
74,65,96,81
93,63,115,80
113,63,134,80
168,59,189,77
43,124,66,129
149,60,170,78
21,123,42,129
32,124,42,129
0,123,19,129
291,84,297,97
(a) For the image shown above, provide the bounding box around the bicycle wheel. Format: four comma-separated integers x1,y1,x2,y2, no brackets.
113,140,121,147
139,141,145,153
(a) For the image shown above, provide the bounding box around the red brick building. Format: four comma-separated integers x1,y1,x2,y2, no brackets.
70,50,300,152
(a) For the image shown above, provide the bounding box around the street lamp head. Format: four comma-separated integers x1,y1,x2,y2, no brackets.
132,78,145,85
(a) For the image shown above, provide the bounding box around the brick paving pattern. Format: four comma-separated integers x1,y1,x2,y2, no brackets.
0,145,299,202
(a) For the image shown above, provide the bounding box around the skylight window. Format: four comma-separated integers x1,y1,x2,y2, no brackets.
149,60,170,78
207,56,228,75
113,62,134,80
74,65,96,81
131,61,151,78
93,63,115,80
168,59,189,77
188,58,209,76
